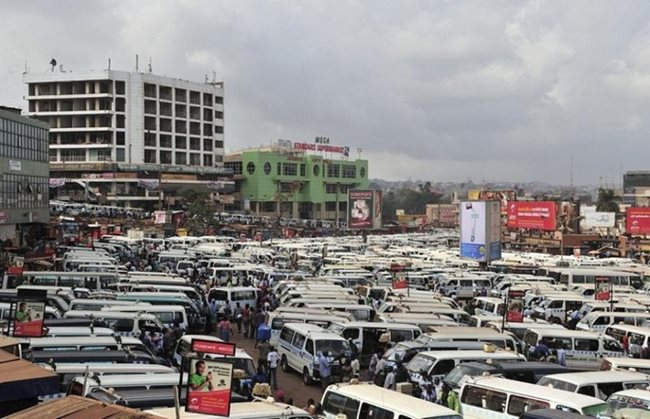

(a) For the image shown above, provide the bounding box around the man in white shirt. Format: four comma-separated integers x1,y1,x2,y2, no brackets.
383,366,396,390
267,346,279,390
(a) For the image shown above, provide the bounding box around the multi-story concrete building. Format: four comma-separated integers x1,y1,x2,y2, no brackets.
225,141,369,221
624,171,650,206
0,107,49,245
23,67,230,208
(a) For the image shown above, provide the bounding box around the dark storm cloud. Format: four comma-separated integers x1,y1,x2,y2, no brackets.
2,0,650,183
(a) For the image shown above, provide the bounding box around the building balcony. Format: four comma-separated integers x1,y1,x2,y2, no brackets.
50,126,113,133
25,110,113,117
51,143,113,149
25,93,113,100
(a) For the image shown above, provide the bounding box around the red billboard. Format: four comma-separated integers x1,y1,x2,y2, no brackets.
626,207,650,235
507,201,556,231
192,339,236,356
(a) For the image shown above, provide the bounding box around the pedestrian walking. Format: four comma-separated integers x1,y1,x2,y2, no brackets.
267,346,279,391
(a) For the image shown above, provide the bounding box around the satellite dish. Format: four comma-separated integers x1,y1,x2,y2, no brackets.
49,58,57,71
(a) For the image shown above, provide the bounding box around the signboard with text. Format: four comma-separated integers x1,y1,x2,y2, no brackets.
595,277,611,301
186,358,233,417
626,207,650,235
507,201,556,231
192,339,236,357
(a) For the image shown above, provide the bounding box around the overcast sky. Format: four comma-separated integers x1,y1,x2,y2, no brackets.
2,0,649,185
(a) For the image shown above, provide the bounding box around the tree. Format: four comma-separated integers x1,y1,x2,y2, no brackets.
596,188,620,213
180,189,219,235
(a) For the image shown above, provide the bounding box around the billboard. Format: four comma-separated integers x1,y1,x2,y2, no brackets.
186,358,233,416
13,301,45,337
460,201,501,262
373,190,383,229
507,201,556,230
580,205,615,229
348,190,374,229
626,207,650,235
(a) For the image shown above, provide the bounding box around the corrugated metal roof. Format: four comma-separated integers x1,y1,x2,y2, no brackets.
6,395,159,419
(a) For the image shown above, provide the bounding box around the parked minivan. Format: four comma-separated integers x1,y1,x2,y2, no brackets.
102,304,189,331
207,286,259,312
407,348,526,388
328,321,421,366
63,310,165,337
277,323,350,385
537,371,650,400
523,329,625,368
459,376,608,417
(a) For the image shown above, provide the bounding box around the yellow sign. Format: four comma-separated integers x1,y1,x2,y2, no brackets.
468,189,480,200
176,228,187,237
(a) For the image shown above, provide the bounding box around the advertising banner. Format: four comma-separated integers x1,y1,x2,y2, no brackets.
626,207,650,235
373,190,383,229
507,201,556,230
13,301,45,337
348,190,374,229
595,276,611,301
479,190,516,215
506,290,525,323
581,205,616,229
186,358,233,416
154,211,167,225
460,201,501,262
392,272,408,289
137,179,160,191
192,339,236,357
7,255,24,275
460,201,487,260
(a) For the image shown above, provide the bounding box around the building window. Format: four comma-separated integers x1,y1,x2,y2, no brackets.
327,164,340,178
225,161,242,174
189,153,201,166
313,165,320,176
116,148,125,162
175,136,187,149
190,138,201,150
262,201,276,212
247,162,256,175
215,140,224,148
283,163,298,176
203,139,213,152
160,150,172,164
277,162,281,175
115,81,125,95
175,152,186,165
360,167,366,178
325,184,339,194
300,164,306,177
325,202,337,211
160,134,172,148
264,162,271,175
203,155,213,166
280,182,293,193
144,149,157,163
144,132,156,147
342,165,356,178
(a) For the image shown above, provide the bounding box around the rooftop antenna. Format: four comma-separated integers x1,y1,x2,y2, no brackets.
205,74,208,83
135,54,139,72
59,64,64,72
569,155,573,191
24,60,28,74
147,57,152,73
212,71,216,83
108,58,111,70
49,58,57,72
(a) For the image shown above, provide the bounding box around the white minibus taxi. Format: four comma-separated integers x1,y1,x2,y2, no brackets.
102,304,189,331
604,324,650,358
537,370,650,400
407,348,526,384
459,376,608,417
417,328,520,353
328,321,421,366
523,329,625,368
606,389,650,417
321,382,462,419
277,323,350,385
600,357,650,375
577,312,650,332
266,312,350,346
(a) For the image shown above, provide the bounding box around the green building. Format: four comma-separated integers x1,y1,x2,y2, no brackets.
225,144,369,221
